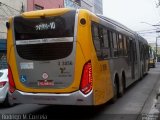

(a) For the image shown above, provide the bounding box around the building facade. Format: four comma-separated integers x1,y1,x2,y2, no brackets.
0,0,27,39
27,0,102,14
64,0,81,9
27,0,64,11
0,0,27,66
93,0,103,14
81,0,94,12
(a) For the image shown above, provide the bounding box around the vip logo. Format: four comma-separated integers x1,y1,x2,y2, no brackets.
60,67,66,74
42,73,48,79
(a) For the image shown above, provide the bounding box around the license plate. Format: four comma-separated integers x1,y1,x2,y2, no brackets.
38,80,54,86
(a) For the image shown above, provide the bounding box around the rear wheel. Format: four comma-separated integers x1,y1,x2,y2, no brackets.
111,81,118,103
3,93,14,107
119,75,125,97
153,64,155,68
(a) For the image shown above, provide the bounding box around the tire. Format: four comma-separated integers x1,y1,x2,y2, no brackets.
153,64,155,68
119,76,125,97
3,94,14,107
111,81,118,103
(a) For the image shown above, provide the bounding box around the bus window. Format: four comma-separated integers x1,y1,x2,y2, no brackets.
112,32,118,57
91,22,102,59
14,15,75,40
118,34,124,56
123,36,128,56
92,22,110,60
108,31,113,57
102,28,109,48
126,37,130,56
133,40,137,63
139,42,144,61
102,28,110,58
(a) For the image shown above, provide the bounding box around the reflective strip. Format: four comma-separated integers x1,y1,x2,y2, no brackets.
16,37,73,45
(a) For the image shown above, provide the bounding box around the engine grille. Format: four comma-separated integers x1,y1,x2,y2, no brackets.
16,42,73,60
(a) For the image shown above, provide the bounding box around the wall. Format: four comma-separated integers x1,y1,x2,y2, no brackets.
27,0,64,11
93,0,103,14
0,0,27,39
81,0,93,12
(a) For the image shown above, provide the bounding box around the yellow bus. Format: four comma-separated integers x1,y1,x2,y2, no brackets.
7,8,149,106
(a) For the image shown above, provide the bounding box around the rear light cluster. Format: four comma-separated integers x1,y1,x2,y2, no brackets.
80,61,93,94
8,65,15,93
0,81,7,88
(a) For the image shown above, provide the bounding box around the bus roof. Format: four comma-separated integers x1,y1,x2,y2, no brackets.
21,8,74,18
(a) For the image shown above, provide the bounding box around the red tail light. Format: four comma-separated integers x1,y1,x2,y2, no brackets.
8,65,15,93
80,61,93,94
0,81,7,88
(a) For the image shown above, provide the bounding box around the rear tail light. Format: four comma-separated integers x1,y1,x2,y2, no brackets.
0,81,7,88
8,65,15,93
80,61,93,94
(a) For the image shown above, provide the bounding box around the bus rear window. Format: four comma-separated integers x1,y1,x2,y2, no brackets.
14,10,76,40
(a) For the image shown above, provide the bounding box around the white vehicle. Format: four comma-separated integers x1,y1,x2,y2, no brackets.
0,69,11,106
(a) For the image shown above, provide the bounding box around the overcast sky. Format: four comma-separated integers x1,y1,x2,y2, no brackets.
102,0,160,43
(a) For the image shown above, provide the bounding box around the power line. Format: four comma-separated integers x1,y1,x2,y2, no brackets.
6,5,15,15
0,17,8,20
138,30,159,33
0,7,9,16
137,29,159,33
0,2,20,13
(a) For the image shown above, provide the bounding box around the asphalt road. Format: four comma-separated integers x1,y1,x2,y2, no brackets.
0,63,160,120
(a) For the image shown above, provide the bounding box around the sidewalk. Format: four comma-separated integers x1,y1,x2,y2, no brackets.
140,63,160,120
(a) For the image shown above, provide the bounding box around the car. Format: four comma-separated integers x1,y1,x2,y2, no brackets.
0,69,12,106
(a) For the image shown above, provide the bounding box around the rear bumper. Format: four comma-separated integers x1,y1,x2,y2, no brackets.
9,90,93,105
